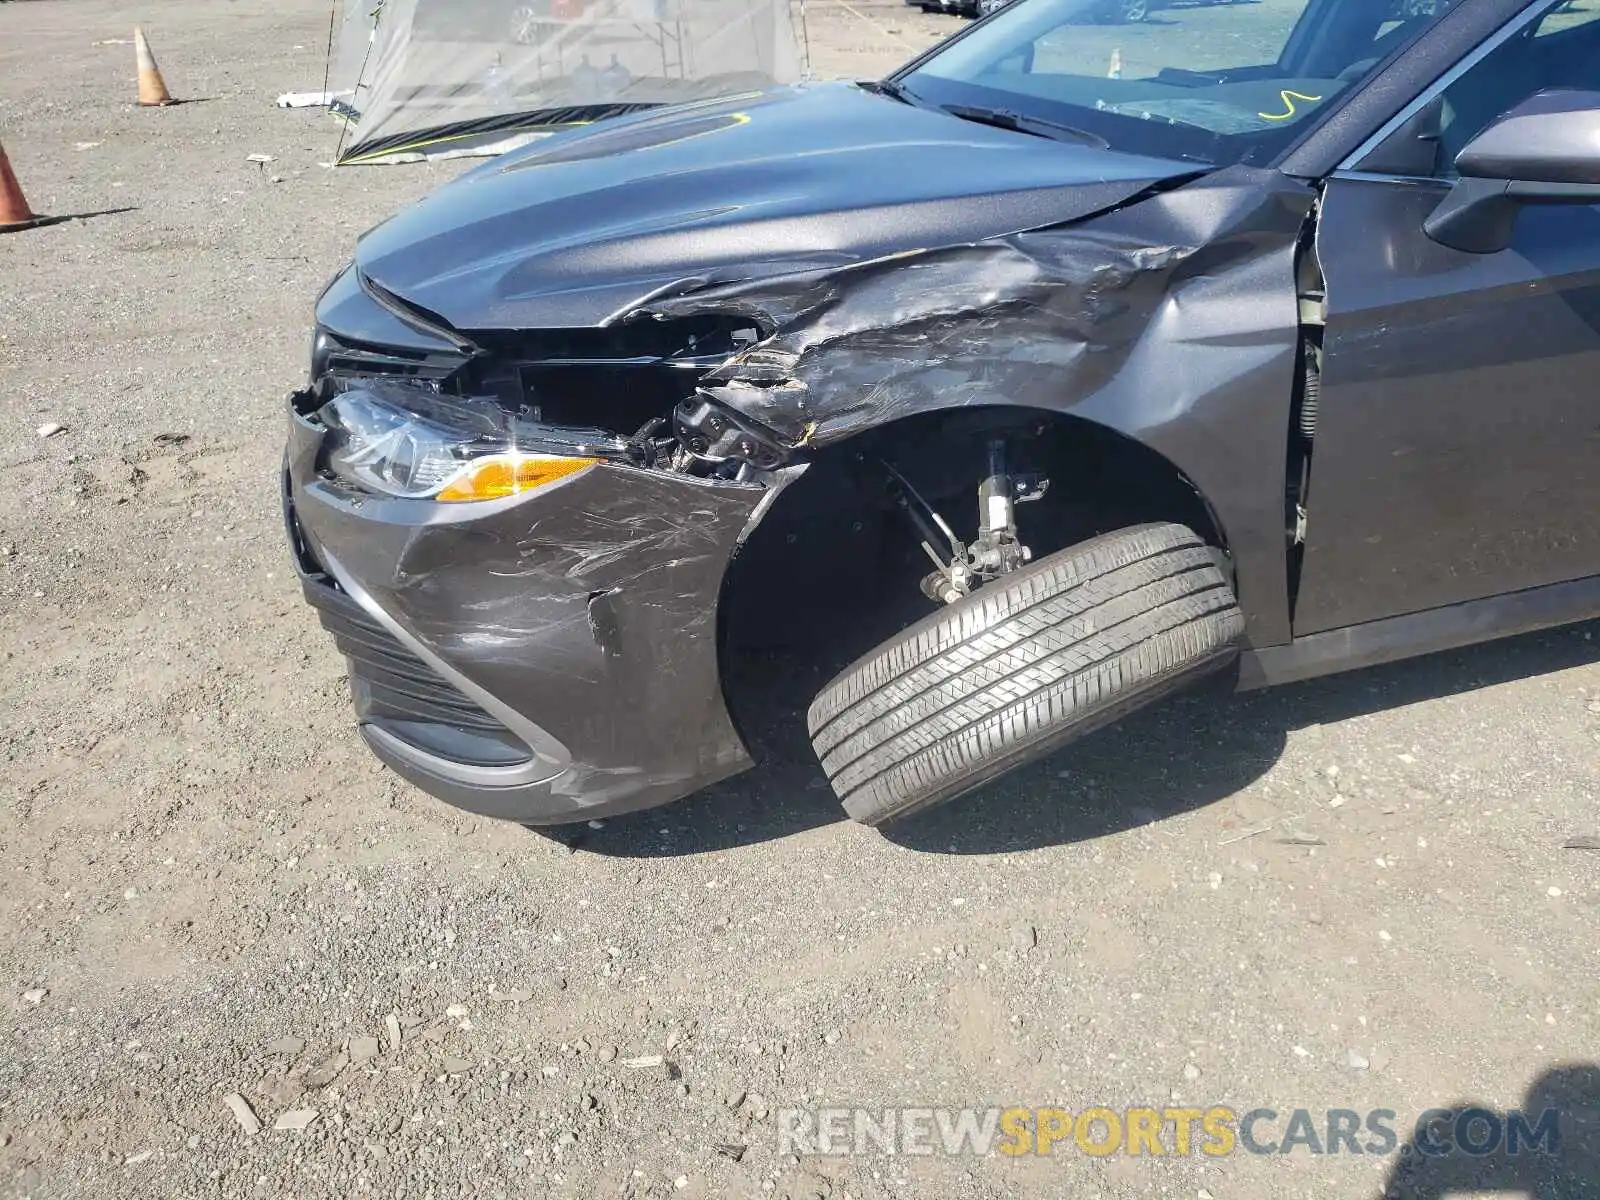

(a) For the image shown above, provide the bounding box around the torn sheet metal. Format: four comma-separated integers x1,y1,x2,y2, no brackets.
344,156,1310,656
300,99,1314,824
645,166,1315,644
351,82,1202,330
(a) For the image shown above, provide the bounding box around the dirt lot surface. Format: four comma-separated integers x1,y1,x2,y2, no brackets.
1,1,1597,1197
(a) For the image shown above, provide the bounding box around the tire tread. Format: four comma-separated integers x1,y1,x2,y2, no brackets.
806,523,1243,826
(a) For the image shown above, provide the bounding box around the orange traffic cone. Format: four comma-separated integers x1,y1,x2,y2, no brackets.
134,26,175,106
0,139,42,233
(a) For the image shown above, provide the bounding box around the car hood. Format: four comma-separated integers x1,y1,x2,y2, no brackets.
353,82,1202,330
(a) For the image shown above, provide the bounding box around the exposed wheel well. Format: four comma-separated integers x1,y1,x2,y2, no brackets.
716,406,1229,758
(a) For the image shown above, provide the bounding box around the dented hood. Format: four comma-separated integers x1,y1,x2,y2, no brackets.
353,82,1201,329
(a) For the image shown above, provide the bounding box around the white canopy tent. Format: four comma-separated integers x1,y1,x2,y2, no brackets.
328,0,806,163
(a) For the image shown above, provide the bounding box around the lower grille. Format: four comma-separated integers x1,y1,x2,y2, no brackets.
288,482,530,766
311,588,508,734
303,576,533,768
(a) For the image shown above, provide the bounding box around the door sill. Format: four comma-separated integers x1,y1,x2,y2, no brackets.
1238,573,1600,690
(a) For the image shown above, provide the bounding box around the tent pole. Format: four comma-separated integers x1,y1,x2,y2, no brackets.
797,0,811,78
320,0,338,106
335,0,384,163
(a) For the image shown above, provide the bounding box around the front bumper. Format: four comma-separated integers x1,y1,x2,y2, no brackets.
285,401,789,824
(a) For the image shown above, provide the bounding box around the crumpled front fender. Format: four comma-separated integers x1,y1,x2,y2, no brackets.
287,402,803,821
646,165,1315,647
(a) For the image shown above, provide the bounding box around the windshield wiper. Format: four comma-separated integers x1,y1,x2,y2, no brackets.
874,78,923,108
939,103,1109,148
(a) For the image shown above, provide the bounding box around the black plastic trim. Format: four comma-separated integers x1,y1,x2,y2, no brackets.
1238,572,1600,689
337,103,662,166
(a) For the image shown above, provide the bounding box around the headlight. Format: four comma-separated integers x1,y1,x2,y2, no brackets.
317,383,598,503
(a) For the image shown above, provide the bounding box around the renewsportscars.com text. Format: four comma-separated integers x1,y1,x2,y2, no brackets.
777,1105,1563,1159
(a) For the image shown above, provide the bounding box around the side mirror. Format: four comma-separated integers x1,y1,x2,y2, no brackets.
1424,89,1600,254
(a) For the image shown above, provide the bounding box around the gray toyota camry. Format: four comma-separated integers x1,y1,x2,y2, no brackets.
284,0,1600,829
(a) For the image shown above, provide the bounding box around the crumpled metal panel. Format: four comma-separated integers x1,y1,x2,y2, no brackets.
289,432,801,815
641,165,1315,645
352,83,1201,330
305,154,1316,823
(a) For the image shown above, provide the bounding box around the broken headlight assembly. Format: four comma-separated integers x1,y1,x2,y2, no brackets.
304,306,789,495
316,382,619,504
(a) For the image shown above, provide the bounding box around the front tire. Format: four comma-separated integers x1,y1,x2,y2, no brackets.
807,523,1243,826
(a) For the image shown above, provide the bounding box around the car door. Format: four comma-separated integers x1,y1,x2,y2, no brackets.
1291,0,1600,636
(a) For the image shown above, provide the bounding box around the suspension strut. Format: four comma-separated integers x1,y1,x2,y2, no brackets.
884,439,1049,606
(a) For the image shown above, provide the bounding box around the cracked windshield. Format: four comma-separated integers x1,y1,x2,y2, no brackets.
901,0,1458,163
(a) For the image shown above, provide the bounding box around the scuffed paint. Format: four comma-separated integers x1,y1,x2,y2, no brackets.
648,231,1195,450
293,155,1315,824
637,166,1315,647
287,404,803,820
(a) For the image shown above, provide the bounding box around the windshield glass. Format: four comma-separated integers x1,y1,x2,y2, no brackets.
898,0,1457,165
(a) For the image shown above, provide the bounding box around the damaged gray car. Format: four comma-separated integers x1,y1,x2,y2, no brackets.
284,0,1600,828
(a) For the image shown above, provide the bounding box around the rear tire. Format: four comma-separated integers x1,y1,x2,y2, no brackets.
807,523,1243,826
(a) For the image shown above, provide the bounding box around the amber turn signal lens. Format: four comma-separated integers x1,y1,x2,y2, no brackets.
435,454,598,503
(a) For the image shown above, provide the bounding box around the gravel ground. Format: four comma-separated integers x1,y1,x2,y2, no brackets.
2,1,1598,1198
